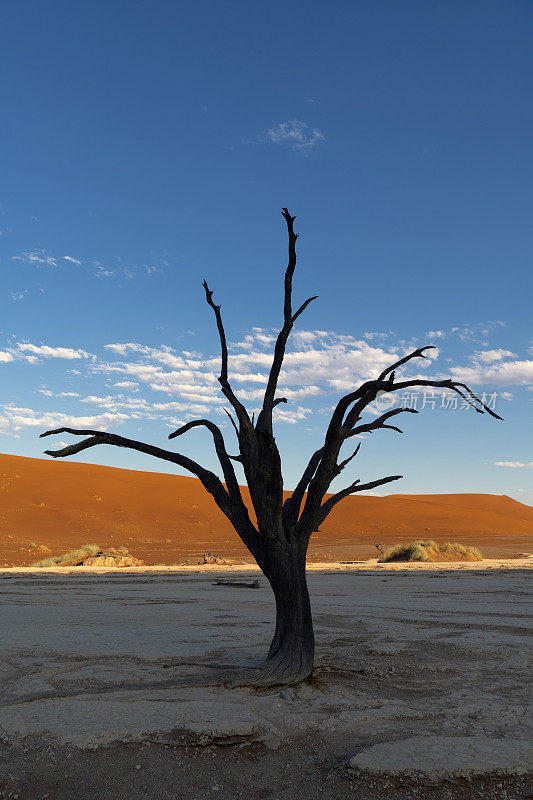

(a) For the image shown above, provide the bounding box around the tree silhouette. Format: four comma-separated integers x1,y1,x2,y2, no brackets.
41,208,501,686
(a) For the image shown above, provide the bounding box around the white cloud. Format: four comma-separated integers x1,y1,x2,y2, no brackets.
0,406,129,436
494,461,533,469
114,381,139,390
62,255,82,264
17,343,91,360
11,290,28,301
265,120,325,150
474,349,516,364
38,390,80,398
451,360,533,386
291,330,318,347
105,343,145,355
272,406,312,424
0,351,14,363
96,331,439,413
426,330,445,339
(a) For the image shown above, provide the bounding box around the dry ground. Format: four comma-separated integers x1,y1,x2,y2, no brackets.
0,562,531,799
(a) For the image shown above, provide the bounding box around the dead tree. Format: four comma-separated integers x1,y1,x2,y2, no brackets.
40,208,501,686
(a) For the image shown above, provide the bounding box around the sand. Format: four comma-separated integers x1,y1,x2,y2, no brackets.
2,453,532,566
0,562,531,799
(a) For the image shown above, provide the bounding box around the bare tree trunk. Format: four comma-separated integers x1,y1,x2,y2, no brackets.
245,540,314,686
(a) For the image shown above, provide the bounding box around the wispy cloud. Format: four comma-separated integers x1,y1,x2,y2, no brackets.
264,120,325,150
494,461,533,469
13,250,57,267
11,290,28,301
12,250,164,280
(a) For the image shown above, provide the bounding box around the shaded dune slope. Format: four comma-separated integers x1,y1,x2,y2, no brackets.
1,453,531,566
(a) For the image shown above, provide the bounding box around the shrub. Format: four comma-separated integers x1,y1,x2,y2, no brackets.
378,540,482,563
32,544,100,568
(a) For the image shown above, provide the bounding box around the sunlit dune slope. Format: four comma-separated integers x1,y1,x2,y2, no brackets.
1,453,531,566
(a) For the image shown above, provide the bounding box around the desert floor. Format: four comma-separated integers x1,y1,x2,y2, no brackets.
0,561,531,799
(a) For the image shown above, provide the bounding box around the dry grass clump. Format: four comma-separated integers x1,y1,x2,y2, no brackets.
32,544,100,568
378,539,482,563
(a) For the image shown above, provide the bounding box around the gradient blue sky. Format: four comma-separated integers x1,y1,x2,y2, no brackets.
1,0,532,503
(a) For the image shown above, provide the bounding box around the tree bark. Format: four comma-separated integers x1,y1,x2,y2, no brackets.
243,540,314,686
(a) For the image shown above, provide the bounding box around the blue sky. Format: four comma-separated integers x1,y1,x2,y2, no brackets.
1,0,532,503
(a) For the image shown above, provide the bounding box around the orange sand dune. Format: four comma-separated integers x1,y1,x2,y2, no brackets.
1,453,531,566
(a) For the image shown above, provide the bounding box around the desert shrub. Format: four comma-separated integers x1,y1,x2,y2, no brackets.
438,541,483,560
32,544,100,568
378,539,482,563
379,540,435,562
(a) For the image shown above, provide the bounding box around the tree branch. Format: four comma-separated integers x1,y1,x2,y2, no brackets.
168,419,244,506
314,474,403,530
202,280,251,430
378,345,436,381
390,379,503,420
257,208,317,431
41,427,229,504
292,295,318,324
334,442,361,474
39,427,258,551
282,446,324,528
296,348,502,540
345,407,419,437
223,407,239,436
